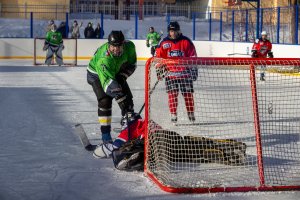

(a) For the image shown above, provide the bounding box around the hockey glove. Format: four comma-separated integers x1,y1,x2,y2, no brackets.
61,44,65,50
119,62,137,79
190,66,198,81
267,51,274,58
104,79,124,99
251,50,258,58
43,43,49,51
146,41,150,48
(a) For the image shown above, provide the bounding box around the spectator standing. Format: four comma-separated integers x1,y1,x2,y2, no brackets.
84,22,95,38
70,20,82,39
95,23,105,39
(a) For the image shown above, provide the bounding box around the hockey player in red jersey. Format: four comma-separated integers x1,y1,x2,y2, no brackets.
251,31,273,81
155,21,198,123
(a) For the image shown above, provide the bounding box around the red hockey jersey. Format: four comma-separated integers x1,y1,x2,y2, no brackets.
251,38,272,58
155,34,197,78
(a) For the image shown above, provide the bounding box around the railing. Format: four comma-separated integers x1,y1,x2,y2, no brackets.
0,5,299,44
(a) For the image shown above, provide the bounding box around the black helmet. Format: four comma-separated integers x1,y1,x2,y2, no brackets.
108,31,125,46
168,21,180,31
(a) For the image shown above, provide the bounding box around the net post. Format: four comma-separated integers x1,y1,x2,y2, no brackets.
249,63,265,187
144,57,153,171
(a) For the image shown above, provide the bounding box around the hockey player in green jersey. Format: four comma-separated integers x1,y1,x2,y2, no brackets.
43,24,64,66
87,31,137,157
146,27,162,56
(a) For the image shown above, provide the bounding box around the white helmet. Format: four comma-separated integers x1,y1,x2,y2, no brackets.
261,31,267,36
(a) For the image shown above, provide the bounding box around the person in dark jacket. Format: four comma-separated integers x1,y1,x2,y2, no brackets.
84,22,95,38
95,23,104,39
57,22,67,38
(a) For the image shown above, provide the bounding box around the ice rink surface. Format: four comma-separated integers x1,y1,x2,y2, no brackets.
0,61,299,200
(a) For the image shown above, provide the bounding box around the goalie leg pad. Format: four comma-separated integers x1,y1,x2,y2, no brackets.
148,130,247,167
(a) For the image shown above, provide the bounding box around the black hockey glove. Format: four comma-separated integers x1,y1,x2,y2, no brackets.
119,62,137,79
43,42,49,51
251,50,258,58
105,79,124,99
267,51,274,58
190,66,198,81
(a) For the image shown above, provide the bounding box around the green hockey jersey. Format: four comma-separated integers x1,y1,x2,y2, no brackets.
146,32,161,47
45,31,63,46
87,41,137,93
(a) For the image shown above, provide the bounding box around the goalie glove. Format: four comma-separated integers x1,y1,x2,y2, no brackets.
43,42,49,51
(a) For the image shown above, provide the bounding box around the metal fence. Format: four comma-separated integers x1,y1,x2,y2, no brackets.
0,5,299,44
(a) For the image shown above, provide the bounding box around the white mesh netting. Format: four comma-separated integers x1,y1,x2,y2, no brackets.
144,57,300,192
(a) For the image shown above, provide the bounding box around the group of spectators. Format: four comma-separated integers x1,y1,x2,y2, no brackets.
46,19,105,39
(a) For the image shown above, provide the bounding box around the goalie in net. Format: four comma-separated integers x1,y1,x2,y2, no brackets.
155,21,198,124
43,24,64,66
93,113,246,171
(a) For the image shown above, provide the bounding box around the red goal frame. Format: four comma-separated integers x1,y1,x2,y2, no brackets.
144,57,300,193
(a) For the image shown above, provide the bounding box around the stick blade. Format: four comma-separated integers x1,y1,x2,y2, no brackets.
75,124,96,151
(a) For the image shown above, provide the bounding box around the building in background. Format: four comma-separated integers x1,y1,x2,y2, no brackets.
0,0,70,19
0,0,298,20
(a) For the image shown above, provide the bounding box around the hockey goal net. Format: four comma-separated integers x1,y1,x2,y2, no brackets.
144,57,300,193
34,38,77,66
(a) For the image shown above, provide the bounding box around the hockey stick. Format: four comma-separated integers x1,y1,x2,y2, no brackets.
138,79,160,115
75,123,97,151
227,53,251,56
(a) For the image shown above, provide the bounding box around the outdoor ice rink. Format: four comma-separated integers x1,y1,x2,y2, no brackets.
0,60,299,200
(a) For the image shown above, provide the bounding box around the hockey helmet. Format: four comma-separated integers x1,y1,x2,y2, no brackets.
108,31,125,46
168,21,180,32
51,24,57,32
261,31,267,36
149,26,154,32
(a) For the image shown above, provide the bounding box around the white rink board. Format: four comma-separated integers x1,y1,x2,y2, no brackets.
1,39,300,65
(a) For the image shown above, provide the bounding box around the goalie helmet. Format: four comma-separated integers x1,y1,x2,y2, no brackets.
51,24,57,32
261,31,267,36
108,31,125,46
